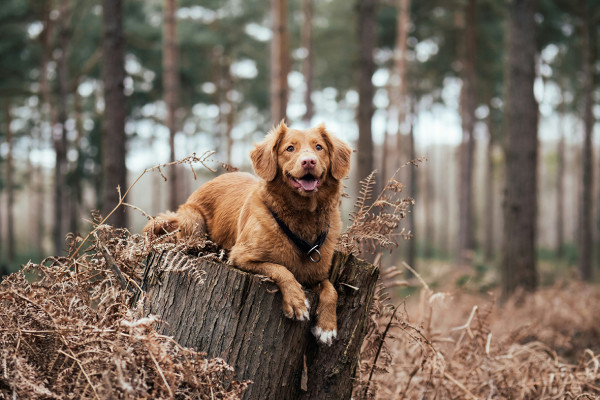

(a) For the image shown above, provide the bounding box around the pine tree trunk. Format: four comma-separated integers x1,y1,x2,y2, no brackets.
270,0,289,125
457,0,477,266
356,0,376,188
101,0,128,228
163,0,180,210
501,0,538,299
5,102,15,263
393,0,410,170
556,124,565,259
484,114,495,261
301,0,314,124
407,108,417,268
142,251,379,400
54,0,70,254
578,0,593,280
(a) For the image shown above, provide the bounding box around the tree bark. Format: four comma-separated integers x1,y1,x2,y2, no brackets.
101,0,128,228
5,102,15,263
407,106,417,268
163,0,180,210
578,0,593,280
555,120,565,259
301,0,314,124
457,0,477,266
270,0,289,126
484,112,495,261
356,0,376,188
501,0,538,299
54,0,70,254
142,251,379,400
393,0,410,170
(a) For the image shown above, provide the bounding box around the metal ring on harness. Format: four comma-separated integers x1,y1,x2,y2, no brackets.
308,246,322,263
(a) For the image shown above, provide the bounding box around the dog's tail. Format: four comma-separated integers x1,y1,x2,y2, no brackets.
143,211,179,238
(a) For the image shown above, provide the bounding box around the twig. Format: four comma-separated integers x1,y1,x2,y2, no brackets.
69,152,216,259
94,233,129,291
363,305,399,399
401,261,430,292
444,371,479,400
149,350,174,398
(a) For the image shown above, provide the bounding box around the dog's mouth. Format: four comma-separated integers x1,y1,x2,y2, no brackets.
288,173,320,192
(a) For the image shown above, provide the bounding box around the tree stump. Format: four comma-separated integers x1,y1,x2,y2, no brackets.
142,250,379,400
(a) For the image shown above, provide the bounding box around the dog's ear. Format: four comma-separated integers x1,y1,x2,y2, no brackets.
318,124,352,180
251,120,287,181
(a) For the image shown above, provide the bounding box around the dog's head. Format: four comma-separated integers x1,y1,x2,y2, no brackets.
250,121,351,196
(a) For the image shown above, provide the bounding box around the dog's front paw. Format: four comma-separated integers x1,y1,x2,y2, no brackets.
311,325,337,346
282,289,310,321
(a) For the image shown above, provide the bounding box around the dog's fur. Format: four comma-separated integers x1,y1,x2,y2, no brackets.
143,122,352,345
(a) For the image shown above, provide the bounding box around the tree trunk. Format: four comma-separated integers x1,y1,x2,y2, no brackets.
163,0,180,210
407,106,417,268
101,0,128,228
501,0,538,299
219,54,235,166
53,0,70,255
270,0,289,126
457,0,477,266
5,102,15,263
301,0,314,124
578,0,593,280
142,251,379,400
556,121,565,259
484,112,495,261
70,91,84,235
393,0,410,171
356,0,376,187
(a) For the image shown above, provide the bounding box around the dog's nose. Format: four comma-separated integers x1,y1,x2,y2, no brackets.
301,156,317,169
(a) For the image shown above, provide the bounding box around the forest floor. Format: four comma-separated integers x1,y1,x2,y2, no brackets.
357,259,600,399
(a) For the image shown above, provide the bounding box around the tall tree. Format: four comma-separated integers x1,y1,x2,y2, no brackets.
301,0,314,124
501,0,538,299
4,102,15,263
483,110,495,261
270,0,289,125
356,0,376,185
383,0,410,184
54,0,70,254
457,0,477,266
101,0,128,228
578,0,593,280
163,0,180,211
555,121,565,259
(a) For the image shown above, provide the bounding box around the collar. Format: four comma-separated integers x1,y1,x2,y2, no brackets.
269,208,329,263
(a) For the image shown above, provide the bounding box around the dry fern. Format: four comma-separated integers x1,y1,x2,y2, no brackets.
337,170,415,256
0,224,249,400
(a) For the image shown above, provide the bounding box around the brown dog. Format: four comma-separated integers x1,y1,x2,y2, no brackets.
144,121,352,345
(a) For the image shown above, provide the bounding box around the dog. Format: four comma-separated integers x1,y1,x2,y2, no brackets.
144,121,352,345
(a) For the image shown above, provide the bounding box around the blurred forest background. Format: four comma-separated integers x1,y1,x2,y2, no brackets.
0,0,599,297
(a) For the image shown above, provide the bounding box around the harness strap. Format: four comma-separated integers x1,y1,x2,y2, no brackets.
269,209,329,263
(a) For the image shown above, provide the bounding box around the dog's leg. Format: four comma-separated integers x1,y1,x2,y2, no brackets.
230,255,310,321
175,203,207,240
311,279,338,346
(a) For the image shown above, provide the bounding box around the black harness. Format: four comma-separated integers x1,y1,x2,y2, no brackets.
269,209,329,263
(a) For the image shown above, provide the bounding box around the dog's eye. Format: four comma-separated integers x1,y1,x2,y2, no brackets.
286,145,295,152
316,144,323,151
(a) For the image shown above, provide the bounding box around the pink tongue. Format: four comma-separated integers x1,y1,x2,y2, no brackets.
299,178,318,191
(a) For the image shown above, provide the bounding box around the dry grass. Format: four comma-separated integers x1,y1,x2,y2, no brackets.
345,170,600,399
353,266,600,400
0,223,249,399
